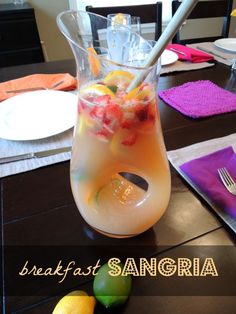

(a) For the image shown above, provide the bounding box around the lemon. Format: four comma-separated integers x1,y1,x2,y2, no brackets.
113,13,127,25
124,86,140,100
103,70,134,89
93,262,132,308
231,9,236,16
135,89,155,102
52,290,96,314
80,84,115,97
77,115,87,135
110,131,123,155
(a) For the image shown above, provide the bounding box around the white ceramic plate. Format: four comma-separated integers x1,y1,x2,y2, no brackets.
0,90,77,141
161,49,178,66
214,38,236,53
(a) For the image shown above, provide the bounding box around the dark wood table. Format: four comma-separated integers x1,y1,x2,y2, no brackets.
1,60,236,314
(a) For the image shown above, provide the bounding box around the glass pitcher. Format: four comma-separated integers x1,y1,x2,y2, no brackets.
57,11,171,238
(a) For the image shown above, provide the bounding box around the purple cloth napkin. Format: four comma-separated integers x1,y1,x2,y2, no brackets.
180,146,236,218
159,80,236,118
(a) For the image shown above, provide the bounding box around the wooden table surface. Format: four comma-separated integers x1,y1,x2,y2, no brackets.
0,60,236,314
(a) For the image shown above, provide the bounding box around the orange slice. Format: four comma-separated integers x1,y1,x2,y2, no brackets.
125,86,155,102
135,89,155,102
87,47,101,77
103,70,134,89
80,84,115,97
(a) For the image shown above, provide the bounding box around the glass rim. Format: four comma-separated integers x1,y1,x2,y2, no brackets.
57,10,159,71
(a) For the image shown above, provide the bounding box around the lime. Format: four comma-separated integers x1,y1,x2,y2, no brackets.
93,262,132,308
52,290,96,314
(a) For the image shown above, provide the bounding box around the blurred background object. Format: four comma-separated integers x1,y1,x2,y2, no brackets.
0,0,236,65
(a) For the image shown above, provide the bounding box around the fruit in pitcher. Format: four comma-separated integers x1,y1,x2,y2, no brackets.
71,61,171,238
80,84,115,98
87,47,101,77
78,69,157,147
103,70,134,89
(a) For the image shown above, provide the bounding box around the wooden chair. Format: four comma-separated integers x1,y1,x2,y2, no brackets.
86,3,163,41
172,0,233,44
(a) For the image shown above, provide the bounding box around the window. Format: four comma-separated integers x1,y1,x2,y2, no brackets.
69,0,172,24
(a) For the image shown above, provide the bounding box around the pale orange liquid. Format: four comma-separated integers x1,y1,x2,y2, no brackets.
70,97,171,237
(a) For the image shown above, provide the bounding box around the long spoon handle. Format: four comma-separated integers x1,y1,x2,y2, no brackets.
127,0,198,92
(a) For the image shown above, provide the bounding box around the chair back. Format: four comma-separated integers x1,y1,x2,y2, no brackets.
172,0,233,44
86,3,162,41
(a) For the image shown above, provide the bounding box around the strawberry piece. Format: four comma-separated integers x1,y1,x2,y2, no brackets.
95,128,110,142
94,95,111,106
139,120,154,133
121,111,136,129
135,105,148,121
120,120,132,129
121,133,137,146
90,105,105,120
104,103,122,125
147,102,157,121
103,123,114,134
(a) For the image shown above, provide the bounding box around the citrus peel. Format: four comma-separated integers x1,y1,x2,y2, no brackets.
87,47,101,77
80,84,115,97
231,9,236,16
103,70,134,89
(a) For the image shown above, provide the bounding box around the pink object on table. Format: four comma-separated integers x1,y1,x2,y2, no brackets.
158,80,236,118
167,44,214,63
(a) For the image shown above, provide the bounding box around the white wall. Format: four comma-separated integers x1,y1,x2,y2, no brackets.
28,0,73,61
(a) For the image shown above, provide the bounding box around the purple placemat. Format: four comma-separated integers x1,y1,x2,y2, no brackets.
159,80,236,118
180,146,236,218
